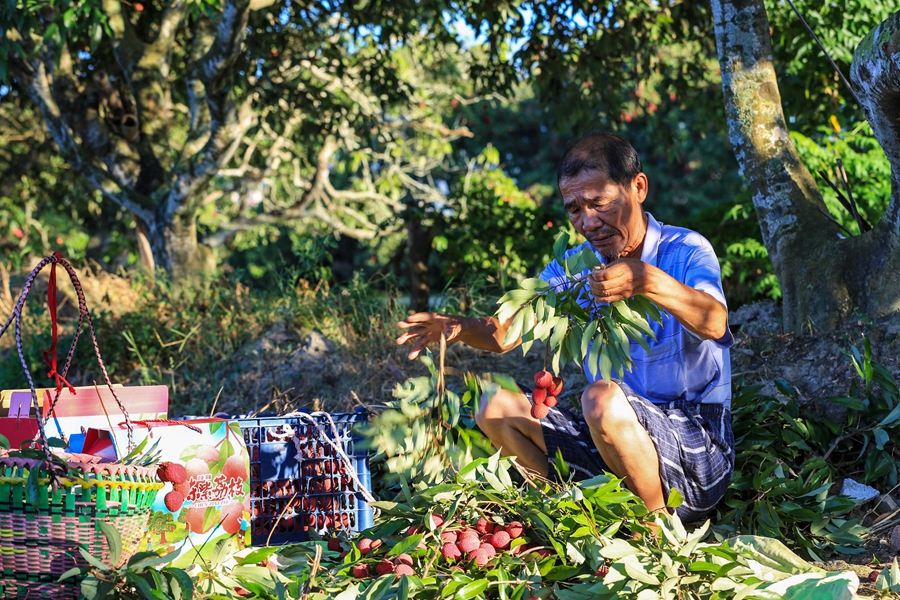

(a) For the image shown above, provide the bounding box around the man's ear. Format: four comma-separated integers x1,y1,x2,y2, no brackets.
633,173,649,204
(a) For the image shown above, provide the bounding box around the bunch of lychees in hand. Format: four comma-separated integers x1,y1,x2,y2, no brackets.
531,370,563,419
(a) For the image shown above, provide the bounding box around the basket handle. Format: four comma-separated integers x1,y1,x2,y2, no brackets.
0,254,135,456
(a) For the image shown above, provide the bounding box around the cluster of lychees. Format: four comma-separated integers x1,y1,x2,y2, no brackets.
531,370,563,419
337,513,549,581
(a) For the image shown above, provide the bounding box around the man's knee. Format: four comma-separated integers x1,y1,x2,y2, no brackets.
476,388,521,431
581,381,635,434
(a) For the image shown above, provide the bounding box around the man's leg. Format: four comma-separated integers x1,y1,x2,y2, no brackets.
475,388,549,477
581,380,666,512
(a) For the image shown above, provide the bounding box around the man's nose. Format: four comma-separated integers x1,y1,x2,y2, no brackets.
582,207,606,230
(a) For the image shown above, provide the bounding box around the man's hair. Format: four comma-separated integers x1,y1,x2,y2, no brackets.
556,132,643,188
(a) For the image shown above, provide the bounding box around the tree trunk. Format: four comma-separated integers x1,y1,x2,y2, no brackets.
406,215,432,312
710,1,900,332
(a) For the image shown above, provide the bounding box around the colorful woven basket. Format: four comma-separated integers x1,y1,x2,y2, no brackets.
0,254,163,598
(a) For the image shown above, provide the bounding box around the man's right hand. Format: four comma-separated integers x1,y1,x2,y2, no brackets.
396,313,465,360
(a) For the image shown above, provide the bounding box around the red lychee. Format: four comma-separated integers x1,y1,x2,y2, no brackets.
358,538,374,555
220,501,244,535
184,458,211,479
490,530,510,549
166,463,187,484
157,463,171,482
441,542,462,561
595,565,609,577
479,543,496,557
394,553,413,567
185,506,211,534
195,445,220,464
475,518,494,535
532,387,547,404
534,370,553,389
531,403,549,419
223,455,247,482
430,514,445,527
506,521,524,539
472,548,491,567
350,564,370,578
869,570,882,583
327,538,342,552
549,377,564,396
394,564,414,577
459,535,479,553
440,531,458,543
375,560,394,575
545,395,558,408
164,490,184,512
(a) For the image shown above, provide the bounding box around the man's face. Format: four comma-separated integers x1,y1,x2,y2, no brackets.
560,169,648,262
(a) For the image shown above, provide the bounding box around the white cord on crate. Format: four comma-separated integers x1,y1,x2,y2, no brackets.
286,411,376,504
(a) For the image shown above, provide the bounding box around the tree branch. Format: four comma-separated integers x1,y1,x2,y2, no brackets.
851,10,900,233
100,0,144,75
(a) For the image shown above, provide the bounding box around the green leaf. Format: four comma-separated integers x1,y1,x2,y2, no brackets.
387,534,424,557
666,488,684,509
98,521,122,567
25,464,41,508
553,231,570,263
58,567,83,582
454,580,489,600
0,434,9,450
599,343,613,383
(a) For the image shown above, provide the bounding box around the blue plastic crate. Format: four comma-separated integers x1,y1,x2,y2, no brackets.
182,410,373,545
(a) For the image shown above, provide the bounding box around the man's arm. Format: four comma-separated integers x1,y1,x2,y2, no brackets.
589,260,728,341
396,313,521,360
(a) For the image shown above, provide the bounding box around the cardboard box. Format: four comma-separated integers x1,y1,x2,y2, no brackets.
83,418,251,567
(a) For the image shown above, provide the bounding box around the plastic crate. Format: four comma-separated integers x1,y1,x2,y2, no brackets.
235,410,373,545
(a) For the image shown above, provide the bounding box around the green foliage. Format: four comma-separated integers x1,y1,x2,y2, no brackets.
494,232,662,378
716,338,900,560
60,524,193,599
792,124,891,235
359,350,496,494
432,146,558,286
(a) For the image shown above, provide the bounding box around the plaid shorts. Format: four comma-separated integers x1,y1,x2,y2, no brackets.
535,381,735,523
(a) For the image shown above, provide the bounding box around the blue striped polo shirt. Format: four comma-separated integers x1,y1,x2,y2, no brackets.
538,212,733,409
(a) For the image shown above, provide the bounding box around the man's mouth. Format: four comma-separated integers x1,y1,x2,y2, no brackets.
590,234,617,246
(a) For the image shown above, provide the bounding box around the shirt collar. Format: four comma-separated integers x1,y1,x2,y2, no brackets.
640,212,662,267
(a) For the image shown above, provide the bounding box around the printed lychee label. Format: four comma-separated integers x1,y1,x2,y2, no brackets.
144,420,250,567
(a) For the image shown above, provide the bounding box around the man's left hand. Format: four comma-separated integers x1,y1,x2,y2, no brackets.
589,259,652,303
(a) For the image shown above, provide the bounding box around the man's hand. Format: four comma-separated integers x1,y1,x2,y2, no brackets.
588,259,650,304
396,313,465,360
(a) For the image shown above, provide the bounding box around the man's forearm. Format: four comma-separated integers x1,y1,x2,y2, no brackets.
456,316,521,354
643,267,729,341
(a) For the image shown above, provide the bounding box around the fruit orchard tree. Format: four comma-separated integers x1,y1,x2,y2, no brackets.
0,0,462,282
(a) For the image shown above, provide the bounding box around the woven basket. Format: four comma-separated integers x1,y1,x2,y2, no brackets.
0,458,163,599
0,254,163,598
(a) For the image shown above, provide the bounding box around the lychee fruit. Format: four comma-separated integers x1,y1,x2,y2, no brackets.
506,521,524,539
531,403,549,419
869,570,882,583
549,376,564,396
394,564,414,577
165,462,187,484
350,564,370,578
490,530,510,549
195,445,220,464
327,538,342,552
223,455,247,482
532,387,547,404
441,542,462,561
479,543,496,558
375,560,394,576
545,395,558,408
430,514,445,528
219,501,245,535
534,370,553,389
475,518,494,535
394,553,413,567
459,535,479,553
358,538,375,555
157,463,171,482
185,506,211,534
184,458,211,480
596,565,609,577
440,531,458,543
472,548,491,567
164,490,184,512
406,525,420,536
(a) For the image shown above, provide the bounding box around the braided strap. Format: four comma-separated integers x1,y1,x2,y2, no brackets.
0,254,135,457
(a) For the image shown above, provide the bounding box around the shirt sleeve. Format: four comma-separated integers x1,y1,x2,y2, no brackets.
682,236,733,349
